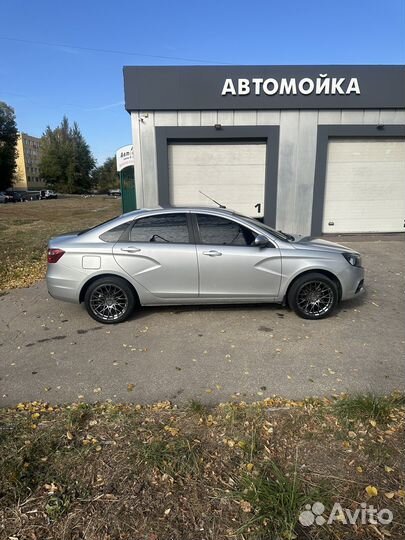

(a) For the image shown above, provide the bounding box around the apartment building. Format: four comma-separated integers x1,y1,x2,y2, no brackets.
14,133,45,190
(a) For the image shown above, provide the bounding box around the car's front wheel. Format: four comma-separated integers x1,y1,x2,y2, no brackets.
84,277,135,324
288,272,338,320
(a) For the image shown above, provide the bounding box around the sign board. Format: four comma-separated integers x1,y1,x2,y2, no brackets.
123,65,405,111
116,144,134,172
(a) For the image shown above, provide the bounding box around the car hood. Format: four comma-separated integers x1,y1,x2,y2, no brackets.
292,235,359,254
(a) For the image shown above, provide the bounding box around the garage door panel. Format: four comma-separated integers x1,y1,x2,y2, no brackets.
327,139,405,163
169,144,266,165
323,139,405,233
169,143,266,217
169,166,265,186
324,199,405,217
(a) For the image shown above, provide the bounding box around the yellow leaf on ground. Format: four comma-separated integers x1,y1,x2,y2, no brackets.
246,463,254,472
384,492,395,499
240,500,252,513
384,466,394,473
366,485,378,497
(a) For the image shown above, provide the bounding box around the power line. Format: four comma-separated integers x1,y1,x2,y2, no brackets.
0,36,230,65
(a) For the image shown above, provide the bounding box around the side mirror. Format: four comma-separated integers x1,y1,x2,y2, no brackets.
253,234,269,248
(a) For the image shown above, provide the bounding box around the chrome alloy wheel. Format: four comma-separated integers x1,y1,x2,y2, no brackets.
89,284,129,321
296,280,334,317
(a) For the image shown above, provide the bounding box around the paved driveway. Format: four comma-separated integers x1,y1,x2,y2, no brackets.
1,236,404,406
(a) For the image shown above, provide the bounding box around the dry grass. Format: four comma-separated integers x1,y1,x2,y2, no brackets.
0,396,404,540
0,197,121,292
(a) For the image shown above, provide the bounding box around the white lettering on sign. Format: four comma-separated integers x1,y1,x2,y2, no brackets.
221,75,361,96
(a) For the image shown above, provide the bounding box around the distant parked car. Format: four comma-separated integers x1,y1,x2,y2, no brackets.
26,191,41,201
108,189,121,197
5,191,26,203
40,190,58,200
0,192,8,203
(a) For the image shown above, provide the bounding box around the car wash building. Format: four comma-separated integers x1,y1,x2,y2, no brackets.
123,65,405,235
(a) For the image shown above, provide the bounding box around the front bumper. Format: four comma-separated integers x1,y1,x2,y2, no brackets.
340,265,365,301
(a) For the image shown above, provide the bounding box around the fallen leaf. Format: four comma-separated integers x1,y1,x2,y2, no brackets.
240,500,252,513
127,383,135,392
366,485,378,497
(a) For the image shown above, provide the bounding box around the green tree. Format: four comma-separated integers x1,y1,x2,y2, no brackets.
0,102,18,190
92,156,120,193
40,116,95,193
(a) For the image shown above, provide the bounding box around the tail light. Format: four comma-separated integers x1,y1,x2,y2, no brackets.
47,248,65,263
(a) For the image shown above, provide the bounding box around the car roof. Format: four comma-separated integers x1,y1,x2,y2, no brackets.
122,206,238,218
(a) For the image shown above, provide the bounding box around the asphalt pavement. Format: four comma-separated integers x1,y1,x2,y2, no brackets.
1,236,404,406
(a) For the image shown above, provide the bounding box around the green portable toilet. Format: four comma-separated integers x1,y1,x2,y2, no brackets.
116,144,136,213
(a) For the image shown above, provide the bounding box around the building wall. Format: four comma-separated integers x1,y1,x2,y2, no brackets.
14,133,45,190
14,136,27,190
131,108,405,235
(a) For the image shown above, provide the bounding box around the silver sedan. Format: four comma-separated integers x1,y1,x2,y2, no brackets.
46,207,365,323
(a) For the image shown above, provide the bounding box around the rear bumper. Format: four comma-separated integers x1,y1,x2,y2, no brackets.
46,273,80,304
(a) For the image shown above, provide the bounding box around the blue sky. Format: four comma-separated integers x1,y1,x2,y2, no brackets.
1,0,404,165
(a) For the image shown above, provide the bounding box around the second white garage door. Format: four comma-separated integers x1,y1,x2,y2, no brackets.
322,138,405,233
168,142,266,217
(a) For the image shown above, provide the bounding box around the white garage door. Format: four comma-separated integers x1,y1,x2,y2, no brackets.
323,138,405,233
168,142,266,217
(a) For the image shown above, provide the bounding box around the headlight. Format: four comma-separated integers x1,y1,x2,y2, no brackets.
342,252,362,267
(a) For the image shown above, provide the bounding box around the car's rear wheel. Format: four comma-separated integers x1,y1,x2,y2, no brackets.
84,277,135,324
288,273,338,320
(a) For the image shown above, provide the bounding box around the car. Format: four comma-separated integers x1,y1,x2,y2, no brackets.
107,189,121,197
46,207,365,324
4,191,26,202
40,189,58,200
0,192,7,203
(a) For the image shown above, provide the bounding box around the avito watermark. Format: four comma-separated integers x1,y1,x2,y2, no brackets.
299,501,393,527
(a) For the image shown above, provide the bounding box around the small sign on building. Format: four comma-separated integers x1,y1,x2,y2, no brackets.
116,144,136,213
116,144,135,172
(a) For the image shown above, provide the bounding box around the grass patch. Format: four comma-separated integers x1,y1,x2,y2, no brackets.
0,197,120,291
132,436,202,476
187,399,208,416
333,393,404,423
232,461,328,539
0,395,404,539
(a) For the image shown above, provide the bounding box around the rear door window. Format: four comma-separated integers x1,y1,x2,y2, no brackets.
129,213,190,243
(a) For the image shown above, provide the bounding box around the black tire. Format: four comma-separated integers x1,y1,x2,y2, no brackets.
84,276,135,324
288,272,338,320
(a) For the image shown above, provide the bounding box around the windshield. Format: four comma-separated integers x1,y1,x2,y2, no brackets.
233,214,292,241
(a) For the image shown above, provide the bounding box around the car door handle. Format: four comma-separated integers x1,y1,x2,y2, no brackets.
120,247,141,253
202,250,222,257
